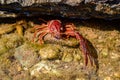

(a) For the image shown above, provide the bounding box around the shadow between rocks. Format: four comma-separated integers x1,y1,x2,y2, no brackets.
86,39,99,72
0,17,120,32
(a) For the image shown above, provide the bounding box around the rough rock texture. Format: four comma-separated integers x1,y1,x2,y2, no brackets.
0,0,120,19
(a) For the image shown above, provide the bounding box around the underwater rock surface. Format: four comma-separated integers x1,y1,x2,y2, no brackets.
0,0,120,19
0,19,120,80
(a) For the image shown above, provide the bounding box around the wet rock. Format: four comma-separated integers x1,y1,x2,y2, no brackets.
114,72,120,78
0,0,120,19
44,34,79,47
0,24,15,35
104,77,112,80
5,35,23,48
0,33,23,55
62,47,82,62
101,48,109,58
39,44,62,60
24,28,36,42
62,51,74,62
16,25,24,36
0,45,8,55
30,60,61,77
14,43,40,68
0,20,27,35
110,52,120,60
0,70,11,80
30,60,93,79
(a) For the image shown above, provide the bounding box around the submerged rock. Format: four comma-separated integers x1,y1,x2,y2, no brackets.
62,48,82,62
30,60,61,77
14,43,40,68
0,44,8,55
0,20,27,36
39,44,62,60
30,60,93,79
0,33,23,55
0,24,15,35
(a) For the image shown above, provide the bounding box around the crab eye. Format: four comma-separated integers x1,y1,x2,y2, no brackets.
60,27,63,31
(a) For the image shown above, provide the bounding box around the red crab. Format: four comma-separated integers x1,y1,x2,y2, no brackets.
33,19,93,66
33,20,61,44
62,23,93,66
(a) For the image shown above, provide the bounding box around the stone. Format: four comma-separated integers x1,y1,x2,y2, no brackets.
14,43,40,68
0,33,23,55
30,60,61,77
39,44,62,60
0,0,119,19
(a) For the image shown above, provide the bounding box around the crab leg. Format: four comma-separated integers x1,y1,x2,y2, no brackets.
34,24,47,30
33,29,43,42
33,25,48,42
38,32,48,44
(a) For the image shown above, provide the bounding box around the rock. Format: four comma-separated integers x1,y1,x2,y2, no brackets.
62,51,74,62
30,60,61,77
14,43,40,68
0,20,27,36
104,76,112,80
101,48,109,58
0,70,11,80
0,0,120,19
62,48,82,62
0,33,23,55
110,52,120,60
39,44,62,60
0,45,8,55
16,25,24,36
43,34,79,47
114,72,120,78
0,24,15,35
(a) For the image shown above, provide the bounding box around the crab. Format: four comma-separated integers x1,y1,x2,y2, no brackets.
33,19,93,66
62,23,93,66
33,20,61,44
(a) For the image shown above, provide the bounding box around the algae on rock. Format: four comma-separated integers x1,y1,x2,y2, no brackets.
0,33,23,55
39,44,62,60
14,42,40,68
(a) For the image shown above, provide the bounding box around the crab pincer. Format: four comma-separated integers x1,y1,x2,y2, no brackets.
63,23,94,66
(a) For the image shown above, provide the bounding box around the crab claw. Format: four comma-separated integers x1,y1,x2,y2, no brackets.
62,23,93,66
75,32,93,66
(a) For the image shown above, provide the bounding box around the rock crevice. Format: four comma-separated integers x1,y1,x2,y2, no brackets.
0,0,120,19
